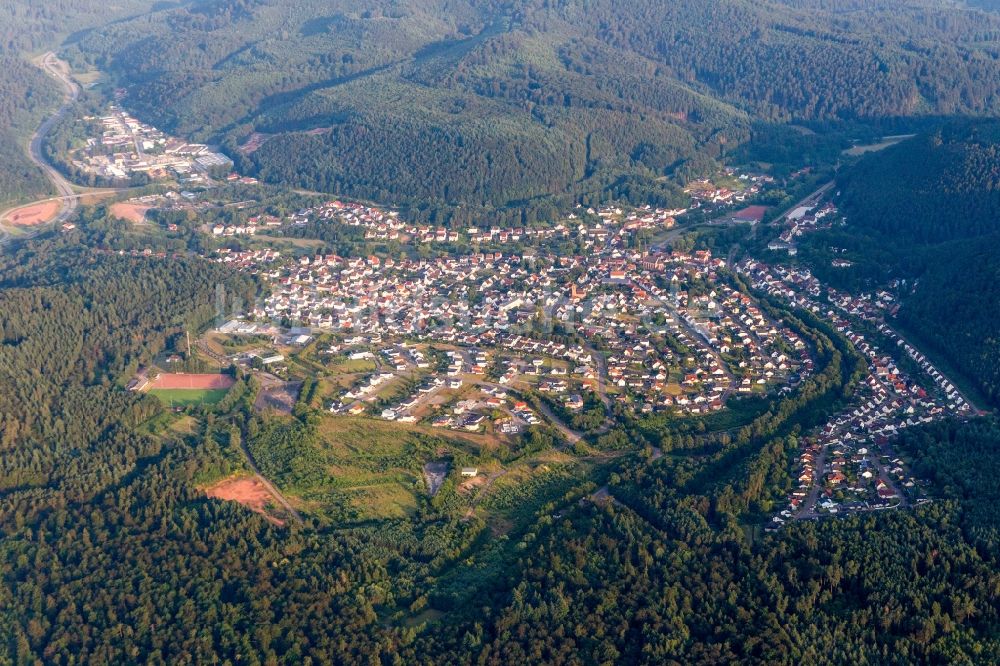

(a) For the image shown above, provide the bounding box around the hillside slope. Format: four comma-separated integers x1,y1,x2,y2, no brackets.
0,56,60,207
838,123,1000,243
67,0,1000,210
821,123,1000,406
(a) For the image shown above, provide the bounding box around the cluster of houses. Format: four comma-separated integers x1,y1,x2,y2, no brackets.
683,169,773,209
211,211,284,237
282,200,685,248
287,200,458,243
747,260,970,416
213,248,283,273
317,338,541,435
739,259,971,525
71,106,231,183
430,390,539,434
224,222,810,420
768,201,839,255
212,223,258,237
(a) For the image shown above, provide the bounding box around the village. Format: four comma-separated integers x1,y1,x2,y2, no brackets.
738,258,973,526
198,204,813,442
767,200,840,256
283,198,684,247
91,151,973,525
94,165,985,532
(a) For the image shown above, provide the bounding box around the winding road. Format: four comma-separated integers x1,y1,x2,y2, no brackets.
0,53,112,246
32,53,81,226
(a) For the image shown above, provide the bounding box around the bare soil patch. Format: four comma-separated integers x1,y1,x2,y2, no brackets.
4,201,60,226
459,475,487,494
78,191,117,206
204,476,285,525
423,460,449,496
239,132,270,155
254,376,302,414
110,201,151,224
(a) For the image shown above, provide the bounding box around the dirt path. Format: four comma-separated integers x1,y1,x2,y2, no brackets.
472,469,509,507
237,436,304,525
582,342,611,409
532,398,583,445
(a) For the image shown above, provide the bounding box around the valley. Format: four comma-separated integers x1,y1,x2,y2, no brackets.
1,1,1000,664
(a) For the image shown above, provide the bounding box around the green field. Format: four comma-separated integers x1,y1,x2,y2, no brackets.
148,388,229,408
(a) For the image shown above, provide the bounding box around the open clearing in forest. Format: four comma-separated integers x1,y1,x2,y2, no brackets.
149,388,229,407
204,476,285,525
254,378,302,414
147,373,235,407
842,134,915,156
3,200,60,226
110,201,152,223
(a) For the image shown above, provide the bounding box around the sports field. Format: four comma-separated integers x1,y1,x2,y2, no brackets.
150,373,235,390
148,388,229,407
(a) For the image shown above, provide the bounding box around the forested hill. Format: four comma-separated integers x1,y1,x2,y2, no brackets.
65,0,1000,210
0,56,59,207
0,1,157,53
815,123,1000,406
1,231,999,663
837,123,1000,244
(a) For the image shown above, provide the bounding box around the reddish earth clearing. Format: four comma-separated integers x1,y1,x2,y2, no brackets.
110,202,151,224
238,132,270,155
204,477,285,526
4,201,60,226
151,373,236,390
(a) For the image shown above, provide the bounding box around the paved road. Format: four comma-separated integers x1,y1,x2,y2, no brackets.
476,378,589,445
581,341,611,409
642,286,738,401
1,53,78,247
0,53,131,247
881,320,985,414
29,53,81,227
533,398,583,444
775,180,835,225
795,445,828,519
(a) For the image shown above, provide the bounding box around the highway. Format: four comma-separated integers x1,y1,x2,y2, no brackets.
28,53,81,227
0,54,78,246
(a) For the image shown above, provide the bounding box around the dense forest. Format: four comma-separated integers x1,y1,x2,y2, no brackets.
801,123,1000,406
838,123,1000,244
0,1,157,54
59,0,1000,211
2,1,1000,663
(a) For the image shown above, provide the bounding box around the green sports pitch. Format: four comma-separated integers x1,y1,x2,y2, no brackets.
148,388,229,408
